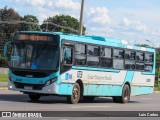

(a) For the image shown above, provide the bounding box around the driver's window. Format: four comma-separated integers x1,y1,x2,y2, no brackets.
62,47,73,65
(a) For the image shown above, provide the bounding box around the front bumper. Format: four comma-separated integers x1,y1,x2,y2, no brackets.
8,79,59,94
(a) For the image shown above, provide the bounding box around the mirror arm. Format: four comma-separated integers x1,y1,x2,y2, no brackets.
4,41,12,58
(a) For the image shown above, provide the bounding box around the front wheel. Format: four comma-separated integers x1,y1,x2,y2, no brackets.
67,83,81,104
28,94,41,101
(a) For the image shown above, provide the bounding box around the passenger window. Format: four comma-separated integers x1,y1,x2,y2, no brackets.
125,60,135,70
113,49,124,59
87,45,100,56
136,62,144,71
75,55,86,66
87,56,99,67
145,53,153,62
75,43,86,66
101,58,112,68
113,59,124,69
136,52,144,61
145,64,153,72
101,47,112,58
75,44,86,55
125,51,135,60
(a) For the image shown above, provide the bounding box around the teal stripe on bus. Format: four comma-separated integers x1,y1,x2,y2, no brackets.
72,66,120,73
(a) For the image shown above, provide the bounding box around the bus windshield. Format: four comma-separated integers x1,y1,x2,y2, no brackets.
10,42,59,71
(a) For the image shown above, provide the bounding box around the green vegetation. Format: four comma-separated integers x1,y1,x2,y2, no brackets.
0,86,8,88
154,80,160,91
41,14,86,34
0,74,8,82
0,6,86,67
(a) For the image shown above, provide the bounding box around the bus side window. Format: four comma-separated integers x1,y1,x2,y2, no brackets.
62,47,73,65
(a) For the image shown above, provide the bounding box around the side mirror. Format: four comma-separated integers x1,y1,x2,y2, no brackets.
4,41,12,66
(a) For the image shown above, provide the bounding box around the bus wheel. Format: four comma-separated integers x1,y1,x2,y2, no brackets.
28,94,41,101
120,84,130,103
67,83,80,104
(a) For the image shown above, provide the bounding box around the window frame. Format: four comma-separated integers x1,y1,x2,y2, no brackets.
61,43,74,66
75,43,87,66
100,46,113,69
144,52,154,72
86,44,100,67
61,39,155,72
112,48,125,70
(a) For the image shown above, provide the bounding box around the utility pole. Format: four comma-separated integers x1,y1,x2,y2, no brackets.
79,0,85,35
46,20,48,32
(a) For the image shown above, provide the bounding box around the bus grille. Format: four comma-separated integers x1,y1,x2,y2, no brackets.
14,82,43,90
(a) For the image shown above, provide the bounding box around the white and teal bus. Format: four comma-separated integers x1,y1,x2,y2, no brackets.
5,31,156,104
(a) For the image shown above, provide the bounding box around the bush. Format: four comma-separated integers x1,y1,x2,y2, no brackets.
0,54,7,67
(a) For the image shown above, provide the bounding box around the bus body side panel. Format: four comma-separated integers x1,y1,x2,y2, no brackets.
131,72,155,96
58,68,127,96
120,71,135,95
131,86,154,96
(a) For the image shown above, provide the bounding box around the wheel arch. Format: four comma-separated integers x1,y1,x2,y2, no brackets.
123,82,131,100
76,79,84,100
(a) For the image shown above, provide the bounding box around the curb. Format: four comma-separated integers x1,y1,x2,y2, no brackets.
0,87,8,90
154,91,160,93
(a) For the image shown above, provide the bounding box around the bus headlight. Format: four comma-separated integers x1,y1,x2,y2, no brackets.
44,77,57,87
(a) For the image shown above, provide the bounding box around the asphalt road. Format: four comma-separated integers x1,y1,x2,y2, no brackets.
0,90,160,120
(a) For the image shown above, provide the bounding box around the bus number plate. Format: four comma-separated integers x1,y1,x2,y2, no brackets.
24,86,33,90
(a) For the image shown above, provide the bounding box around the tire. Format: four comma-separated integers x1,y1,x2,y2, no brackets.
112,84,130,104
83,96,95,102
67,83,81,104
28,94,41,101
120,84,130,103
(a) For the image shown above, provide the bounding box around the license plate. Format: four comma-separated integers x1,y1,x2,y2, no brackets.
24,86,33,90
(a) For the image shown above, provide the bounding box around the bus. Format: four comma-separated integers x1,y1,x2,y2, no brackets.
4,31,156,104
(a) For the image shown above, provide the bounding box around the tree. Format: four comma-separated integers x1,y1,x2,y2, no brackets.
0,6,21,38
41,14,86,35
19,14,41,31
0,6,21,67
156,48,160,80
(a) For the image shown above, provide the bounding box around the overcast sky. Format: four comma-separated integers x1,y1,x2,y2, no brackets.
0,0,160,47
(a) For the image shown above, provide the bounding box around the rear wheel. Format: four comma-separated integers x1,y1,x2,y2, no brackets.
112,84,130,104
120,84,130,103
28,94,41,101
67,83,80,104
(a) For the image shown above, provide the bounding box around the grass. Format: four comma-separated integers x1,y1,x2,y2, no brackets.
0,74,8,82
154,87,160,91
154,81,160,91
0,85,7,88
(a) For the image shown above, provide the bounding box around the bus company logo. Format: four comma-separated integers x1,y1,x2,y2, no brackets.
26,75,33,78
77,71,83,78
2,112,11,117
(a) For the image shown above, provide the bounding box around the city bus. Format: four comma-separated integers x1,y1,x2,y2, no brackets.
4,31,156,104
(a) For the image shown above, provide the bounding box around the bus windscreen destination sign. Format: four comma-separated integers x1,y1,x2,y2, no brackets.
16,34,53,41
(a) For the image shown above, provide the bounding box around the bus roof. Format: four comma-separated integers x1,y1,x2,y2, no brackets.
17,31,155,53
